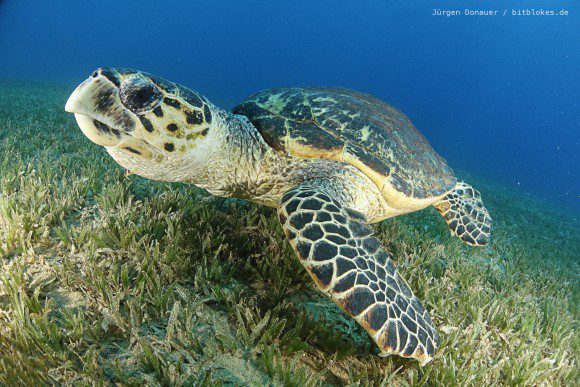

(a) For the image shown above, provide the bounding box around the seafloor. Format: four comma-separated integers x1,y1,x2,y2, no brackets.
0,80,578,385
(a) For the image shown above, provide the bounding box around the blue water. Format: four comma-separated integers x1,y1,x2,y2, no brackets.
1,1,578,211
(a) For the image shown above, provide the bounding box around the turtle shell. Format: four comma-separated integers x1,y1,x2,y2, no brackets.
233,86,456,201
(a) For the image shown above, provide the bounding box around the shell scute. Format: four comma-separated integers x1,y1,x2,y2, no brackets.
287,120,343,158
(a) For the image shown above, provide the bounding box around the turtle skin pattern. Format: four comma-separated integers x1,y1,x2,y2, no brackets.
433,181,492,246
279,184,441,365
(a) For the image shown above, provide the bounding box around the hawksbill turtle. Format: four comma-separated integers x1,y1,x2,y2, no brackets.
65,68,491,365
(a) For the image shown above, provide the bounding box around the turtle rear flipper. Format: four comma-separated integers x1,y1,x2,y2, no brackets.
433,181,492,246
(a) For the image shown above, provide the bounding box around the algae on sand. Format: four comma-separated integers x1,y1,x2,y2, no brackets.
0,80,578,385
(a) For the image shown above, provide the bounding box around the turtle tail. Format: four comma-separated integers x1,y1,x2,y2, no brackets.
433,181,491,246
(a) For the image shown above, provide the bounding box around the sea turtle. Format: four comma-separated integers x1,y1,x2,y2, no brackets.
65,68,491,365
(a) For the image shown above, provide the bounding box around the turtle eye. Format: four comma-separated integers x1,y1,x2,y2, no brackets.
119,76,162,113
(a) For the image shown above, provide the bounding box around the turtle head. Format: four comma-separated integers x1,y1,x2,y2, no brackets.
65,67,218,181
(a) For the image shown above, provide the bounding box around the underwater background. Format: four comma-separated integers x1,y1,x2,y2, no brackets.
1,0,578,212
0,1,579,385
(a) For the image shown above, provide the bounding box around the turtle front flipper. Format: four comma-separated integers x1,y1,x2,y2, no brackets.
278,183,440,366
433,181,492,246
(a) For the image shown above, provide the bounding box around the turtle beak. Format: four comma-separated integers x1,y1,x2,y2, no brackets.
65,68,122,116
65,78,91,114
65,77,126,147
65,70,142,146
65,74,116,117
